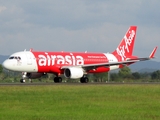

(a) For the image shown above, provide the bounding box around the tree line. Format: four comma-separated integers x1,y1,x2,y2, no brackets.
0,64,160,83
93,66,160,82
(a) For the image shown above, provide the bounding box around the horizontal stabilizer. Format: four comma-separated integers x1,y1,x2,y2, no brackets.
126,47,158,61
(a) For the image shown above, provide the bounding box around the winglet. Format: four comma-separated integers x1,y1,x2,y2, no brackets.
149,47,158,59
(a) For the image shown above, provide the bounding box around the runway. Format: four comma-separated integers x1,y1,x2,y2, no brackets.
0,82,160,86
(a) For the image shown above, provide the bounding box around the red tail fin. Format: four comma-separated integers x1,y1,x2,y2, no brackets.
112,26,137,61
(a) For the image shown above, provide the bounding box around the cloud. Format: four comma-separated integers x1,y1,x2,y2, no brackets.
0,6,7,13
0,0,160,61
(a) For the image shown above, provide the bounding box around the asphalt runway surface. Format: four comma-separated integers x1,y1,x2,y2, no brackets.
0,82,160,86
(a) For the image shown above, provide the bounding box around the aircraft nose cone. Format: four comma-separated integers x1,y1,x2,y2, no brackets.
2,60,11,70
2,60,8,69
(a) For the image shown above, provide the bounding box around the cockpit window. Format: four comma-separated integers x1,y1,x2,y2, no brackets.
9,56,21,60
9,56,14,59
18,57,21,60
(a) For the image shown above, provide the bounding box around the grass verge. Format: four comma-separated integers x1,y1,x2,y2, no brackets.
0,84,160,120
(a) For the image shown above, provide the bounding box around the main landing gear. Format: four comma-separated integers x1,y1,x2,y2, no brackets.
53,76,89,83
80,76,89,83
54,77,62,83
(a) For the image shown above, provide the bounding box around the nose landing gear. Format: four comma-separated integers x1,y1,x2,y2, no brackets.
20,79,25,83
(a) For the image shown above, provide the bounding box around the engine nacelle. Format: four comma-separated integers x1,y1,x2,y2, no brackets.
26,72,45,79
64,67,84,79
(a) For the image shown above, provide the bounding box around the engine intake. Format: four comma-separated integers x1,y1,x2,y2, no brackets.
64,67,84,79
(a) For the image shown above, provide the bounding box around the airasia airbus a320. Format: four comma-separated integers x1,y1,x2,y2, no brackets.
2,26,157,83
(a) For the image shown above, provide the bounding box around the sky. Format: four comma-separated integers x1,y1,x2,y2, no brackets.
0,0,160,61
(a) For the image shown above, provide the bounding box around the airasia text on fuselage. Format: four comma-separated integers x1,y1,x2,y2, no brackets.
37,53,84,66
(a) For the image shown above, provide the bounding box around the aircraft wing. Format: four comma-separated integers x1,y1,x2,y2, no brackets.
83,60,138,68
61,47,157,70
61,59,138,70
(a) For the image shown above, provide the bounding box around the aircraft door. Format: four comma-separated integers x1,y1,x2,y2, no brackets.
26,52,32,65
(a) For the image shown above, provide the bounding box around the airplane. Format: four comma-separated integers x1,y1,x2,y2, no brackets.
2,26,157,83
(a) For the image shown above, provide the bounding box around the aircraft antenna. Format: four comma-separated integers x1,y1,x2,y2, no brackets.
30,48,33,52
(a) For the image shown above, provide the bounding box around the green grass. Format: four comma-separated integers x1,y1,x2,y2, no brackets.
0,84,160,120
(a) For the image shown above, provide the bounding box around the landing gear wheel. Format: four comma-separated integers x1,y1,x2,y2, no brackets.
80,77,89,83
54,77,62,83
20,79,25,83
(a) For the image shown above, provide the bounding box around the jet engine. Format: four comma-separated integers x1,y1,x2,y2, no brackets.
64,67,84,79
